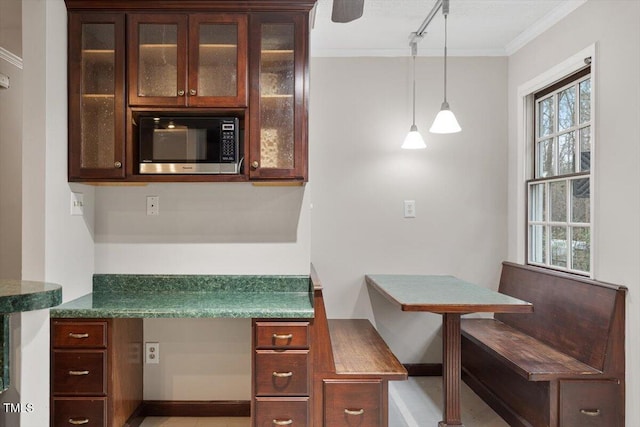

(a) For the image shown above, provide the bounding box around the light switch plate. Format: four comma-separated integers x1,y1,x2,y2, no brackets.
70,192,84,216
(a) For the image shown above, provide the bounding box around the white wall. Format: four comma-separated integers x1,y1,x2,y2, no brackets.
94,183,311,400
506,1,640,425
309,56,509,362
0,1,23,424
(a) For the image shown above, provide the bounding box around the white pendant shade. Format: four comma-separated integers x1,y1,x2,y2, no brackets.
429,103,461,134
402,124,427,149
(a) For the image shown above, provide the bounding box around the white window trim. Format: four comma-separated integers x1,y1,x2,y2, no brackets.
514,43,596,277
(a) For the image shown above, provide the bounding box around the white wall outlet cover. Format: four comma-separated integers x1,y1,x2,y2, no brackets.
403,200,416,218
146,196,159,216
70,192,84,216
145,342,160,364
0,73,9,89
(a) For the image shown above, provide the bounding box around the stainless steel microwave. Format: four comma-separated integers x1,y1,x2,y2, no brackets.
138,116,241,174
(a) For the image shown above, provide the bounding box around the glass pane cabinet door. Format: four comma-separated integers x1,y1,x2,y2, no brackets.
188,15,247,107
128,14,188,106
250,14,308,180
68,14,125,180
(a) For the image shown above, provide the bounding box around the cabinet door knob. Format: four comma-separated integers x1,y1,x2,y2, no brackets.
178,89,185,96
251,161,259,170
68,418,90,425
189,89,197,96
114,161,122,169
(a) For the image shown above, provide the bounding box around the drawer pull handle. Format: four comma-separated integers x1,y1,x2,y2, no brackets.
68,370,90,376
68,418,89,425
272,371,293,378
272,333,294,340
580,409,601,417
344,408,365,416
68,333,89,339
272,420,293,426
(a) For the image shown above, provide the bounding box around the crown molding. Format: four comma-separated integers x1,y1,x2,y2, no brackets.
0,47,23,69
505,0,588,56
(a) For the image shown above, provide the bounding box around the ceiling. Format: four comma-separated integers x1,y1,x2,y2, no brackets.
310,0,587,57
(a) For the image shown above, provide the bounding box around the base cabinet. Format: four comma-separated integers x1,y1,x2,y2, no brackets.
323,380,383,427
50,318,143,427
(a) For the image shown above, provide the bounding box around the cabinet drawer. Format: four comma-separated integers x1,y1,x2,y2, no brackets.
53,321,107,349
255,350,310,396
254,397,310,427
255,321,310,349
323,380,382,427
52,351,107,396
560,380,622,426
52,398,106,427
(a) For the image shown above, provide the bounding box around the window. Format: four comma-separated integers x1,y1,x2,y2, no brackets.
527,66,592,275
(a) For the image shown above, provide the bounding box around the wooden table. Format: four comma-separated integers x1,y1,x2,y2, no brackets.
365,274,533,427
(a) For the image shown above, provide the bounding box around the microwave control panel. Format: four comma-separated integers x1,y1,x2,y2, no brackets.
221,122,237,162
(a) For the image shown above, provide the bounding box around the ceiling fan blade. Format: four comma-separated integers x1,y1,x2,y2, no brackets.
331,0,364,23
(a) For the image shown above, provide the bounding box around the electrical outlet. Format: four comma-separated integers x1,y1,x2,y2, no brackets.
145,342,159,364
146,196,159,216
404,200,416,218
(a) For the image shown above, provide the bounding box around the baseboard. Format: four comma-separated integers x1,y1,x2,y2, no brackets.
135,400,251,417
404,363,443,377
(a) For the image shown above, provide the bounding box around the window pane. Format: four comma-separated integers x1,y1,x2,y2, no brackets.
538,97,554,137
580,126,591,171
198,24,238,97
579,78,591,124
571,227,590,272
529,225,546,264
550,181,567,222
558,86,575,131
537,138,554,178
571,178,590,223
558,132,575,175
138,24,178,97
529,183,546,222
551,226,567,267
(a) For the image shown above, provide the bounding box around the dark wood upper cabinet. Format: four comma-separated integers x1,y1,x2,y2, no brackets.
68,13,126,180
248,13,308,181
128,13,248,108
65,0,314,183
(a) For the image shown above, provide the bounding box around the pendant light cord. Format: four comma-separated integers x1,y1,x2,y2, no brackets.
443,12,448,104
412,52,417,125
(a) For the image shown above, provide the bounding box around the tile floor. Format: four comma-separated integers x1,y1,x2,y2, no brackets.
139,377,508,427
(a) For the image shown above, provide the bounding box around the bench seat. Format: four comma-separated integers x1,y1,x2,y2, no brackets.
328,319,407,380
461,318,601,381
460,262,626,427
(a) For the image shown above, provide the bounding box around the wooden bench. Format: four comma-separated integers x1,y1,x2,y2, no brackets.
460,262,626,427
310,267,407,427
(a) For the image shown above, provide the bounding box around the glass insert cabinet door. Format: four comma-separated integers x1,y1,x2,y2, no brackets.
68,13,126,180
249,13,308,180
128,14,247,107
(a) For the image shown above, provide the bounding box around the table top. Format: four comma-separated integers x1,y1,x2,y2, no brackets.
0,280,62,314
365,274,533,314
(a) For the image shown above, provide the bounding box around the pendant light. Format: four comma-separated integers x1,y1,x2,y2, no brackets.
430,0,461,134
402,41,427,149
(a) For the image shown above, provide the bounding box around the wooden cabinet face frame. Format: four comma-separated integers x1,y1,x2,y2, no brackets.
68,12,126,180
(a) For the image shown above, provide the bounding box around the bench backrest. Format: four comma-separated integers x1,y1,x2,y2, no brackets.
495,262,626,373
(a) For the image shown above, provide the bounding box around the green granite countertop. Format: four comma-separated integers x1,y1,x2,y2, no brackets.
50,274,314,318
0,280,62,314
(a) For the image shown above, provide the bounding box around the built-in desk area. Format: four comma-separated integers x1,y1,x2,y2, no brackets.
49,274,313,427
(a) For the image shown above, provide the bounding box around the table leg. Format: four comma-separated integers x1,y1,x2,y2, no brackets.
439,313,464,427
